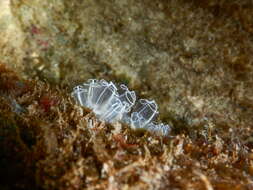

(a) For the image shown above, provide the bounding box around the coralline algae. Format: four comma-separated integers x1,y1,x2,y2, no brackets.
72,79,171,137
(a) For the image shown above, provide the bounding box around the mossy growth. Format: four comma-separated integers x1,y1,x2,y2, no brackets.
0,63,253,190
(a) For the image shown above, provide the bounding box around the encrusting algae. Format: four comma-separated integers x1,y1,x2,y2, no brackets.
1,64,253,190
1,0,253,189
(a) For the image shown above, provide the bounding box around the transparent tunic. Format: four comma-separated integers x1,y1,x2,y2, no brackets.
72,79,171,137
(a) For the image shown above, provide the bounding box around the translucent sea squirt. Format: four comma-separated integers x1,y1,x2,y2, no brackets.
129,99,158,129
72,79,171,137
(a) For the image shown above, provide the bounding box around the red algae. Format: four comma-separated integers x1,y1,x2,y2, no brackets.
39,94,58,112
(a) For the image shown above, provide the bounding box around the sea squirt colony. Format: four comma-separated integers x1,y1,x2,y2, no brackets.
72,79,171,136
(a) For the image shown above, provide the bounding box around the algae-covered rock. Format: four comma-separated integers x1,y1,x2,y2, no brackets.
1,0,253,189
1,63,253,190
2,0,251,136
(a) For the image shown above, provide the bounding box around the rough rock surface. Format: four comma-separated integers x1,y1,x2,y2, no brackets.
0,0,253,189
1,63,253,190
3,0,252,134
